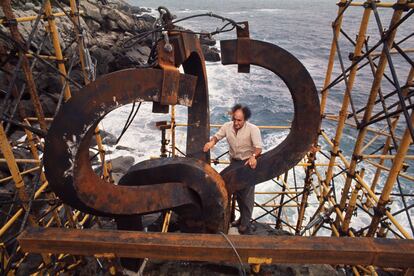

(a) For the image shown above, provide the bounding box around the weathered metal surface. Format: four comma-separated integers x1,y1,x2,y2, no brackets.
236,22,251,73
44,29,320,235
19,227,414,268
117,158,229,233
170,33,211,162
157,40,180,106
220,38,320,194
44,36,228,232
44,68,203,216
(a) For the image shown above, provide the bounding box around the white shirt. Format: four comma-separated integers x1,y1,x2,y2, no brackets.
214,121,262,160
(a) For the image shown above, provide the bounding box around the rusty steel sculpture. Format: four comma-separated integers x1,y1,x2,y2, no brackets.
43,21,320,234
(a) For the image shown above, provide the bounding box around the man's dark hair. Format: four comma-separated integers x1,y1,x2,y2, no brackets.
231,104,251,120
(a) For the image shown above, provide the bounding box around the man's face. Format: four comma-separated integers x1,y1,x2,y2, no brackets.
232,109,245,130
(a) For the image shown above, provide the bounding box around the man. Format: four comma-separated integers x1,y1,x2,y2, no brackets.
203,104,262,234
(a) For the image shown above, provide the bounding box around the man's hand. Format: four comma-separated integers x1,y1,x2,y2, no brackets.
244,155,257,169
203,141,215,152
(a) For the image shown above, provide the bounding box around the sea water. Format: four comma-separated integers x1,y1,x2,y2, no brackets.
101,0,414,236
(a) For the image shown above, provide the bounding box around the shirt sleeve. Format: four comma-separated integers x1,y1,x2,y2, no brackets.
213,123,227,141
251,125,263,148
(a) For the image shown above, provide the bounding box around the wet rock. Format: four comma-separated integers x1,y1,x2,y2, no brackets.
37,73,62,95
13,147,33,160
23,2,36,11
90,130,117,147
102,131,117,145
200,32,216,46
68,69,86,88
85,18,101,32
143,261,241,276
19,99,36,118
110,0,133,13
259,263,339,276
15,253,43,276
202,45,221,62
130,7,152,14
39,94,57,117
105,8,136,31
137,13,156,24
8,130,26,142
109,46,150,71
110,156,135,174
89,150,99,163
105,19,119,31
80,1,104,25
250,222,293,236
0,181,14,199
135,16,155,33
116,145,134,151
89,46,115,75
94,31,119,49
125,48,149,64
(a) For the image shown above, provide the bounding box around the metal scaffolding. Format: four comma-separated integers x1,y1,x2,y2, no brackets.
0,0,413,275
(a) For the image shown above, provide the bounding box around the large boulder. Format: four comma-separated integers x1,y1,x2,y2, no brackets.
202,45,221,62
89,46,115,75
135,16,155,33
124,49,148,64
36,72,62,95
105,8,136,31
110,156,135,174
39,93,58,116
85,18,102,32
200,32,216,46
79,1,104,25
130,7,152,14
93,31,119,49
22,2,36,11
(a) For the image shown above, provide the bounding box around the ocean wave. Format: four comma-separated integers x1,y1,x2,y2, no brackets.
255,8,283,12
176,9,210,14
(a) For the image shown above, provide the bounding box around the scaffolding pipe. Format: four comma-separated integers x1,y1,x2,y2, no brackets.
0,0,47,131
367,110,414,237
337,1,405,218
324,3,372,189
320,0,348,114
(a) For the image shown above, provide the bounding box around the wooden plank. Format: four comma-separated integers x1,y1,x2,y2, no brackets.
18,227,414,268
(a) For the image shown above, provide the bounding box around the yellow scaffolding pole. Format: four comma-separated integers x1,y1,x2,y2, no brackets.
44,0,72,100
348,1,414,8
324,2,372,190
67,0,111,180
0,11,83,24
370,67,414,193
338,0,406,220
367,110,414,236
320,130,413,239
320,0,348,114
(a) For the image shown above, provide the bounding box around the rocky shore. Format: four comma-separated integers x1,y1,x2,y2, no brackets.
0,0,221,183
0,0,220,120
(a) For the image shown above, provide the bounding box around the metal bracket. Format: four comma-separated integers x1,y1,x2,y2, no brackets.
1,18,17,27
236,21,250,73
152,36,180,113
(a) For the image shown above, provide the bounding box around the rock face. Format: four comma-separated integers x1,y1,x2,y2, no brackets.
0,0,220,126
202,45,221,62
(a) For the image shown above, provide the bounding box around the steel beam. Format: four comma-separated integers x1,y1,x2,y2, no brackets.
19,227,414,268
